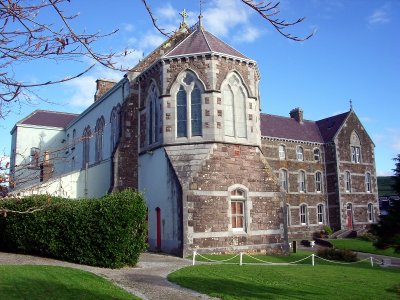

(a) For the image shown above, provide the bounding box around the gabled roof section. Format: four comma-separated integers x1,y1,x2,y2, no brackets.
316,111,350,143
17,110,78,128
165,28,249,60
261,114,324,143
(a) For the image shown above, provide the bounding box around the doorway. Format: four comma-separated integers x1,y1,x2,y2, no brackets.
346,203,353,229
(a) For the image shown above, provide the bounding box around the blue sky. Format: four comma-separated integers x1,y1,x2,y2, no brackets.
0,0,399,175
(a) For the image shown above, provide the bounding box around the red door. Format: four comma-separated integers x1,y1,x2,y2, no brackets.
346,203,353,229
156,207,161,250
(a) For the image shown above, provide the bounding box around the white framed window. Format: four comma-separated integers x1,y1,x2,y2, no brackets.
350,131,361,163
298,170,306,192
367,203,374,222
296,146,304,161
365,172,372,193
286,204,291,226
280,169,288,192
300,204,308,225
82,126,91,168
230,189,246,231
176,72,203,138
222,73,247,138
95,116,105,163
345,171,352,192
279,145,286,160
315,171,322,193
317,204,324,224
314,148,320,162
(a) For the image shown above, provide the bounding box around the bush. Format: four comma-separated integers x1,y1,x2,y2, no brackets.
317,248,358,262
323,225,333,236
358,232,377,242
0,189,147,268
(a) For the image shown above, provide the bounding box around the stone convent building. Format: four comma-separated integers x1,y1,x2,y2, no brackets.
10,16,379,256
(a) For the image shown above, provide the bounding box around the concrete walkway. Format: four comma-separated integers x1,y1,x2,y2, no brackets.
0,252,218,300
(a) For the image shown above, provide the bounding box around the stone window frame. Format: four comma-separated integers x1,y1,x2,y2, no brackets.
286,203,291,226
350,131,361,163
299,203,308,225
146,81,161,145
367,203,374,222
221,72,248,139
317,203,325,224
296,146,304,161
279,168,289,192
82,125,91,168
95,116,105,163
365,172,372,193
278,144,286,160
110,104,121,152
313,148,320,162
298,170,306,193
228,184,250,233
171,70,205,140
345,171,352,192
315,171,322,193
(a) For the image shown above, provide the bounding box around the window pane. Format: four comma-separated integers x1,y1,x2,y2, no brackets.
237,202,243,214
149,100,153,144
191,85,202,136
231,216,237,228
177,86,187,137
223,87,234,136
237,216,243,228
235,88,246,138
231,202,236,214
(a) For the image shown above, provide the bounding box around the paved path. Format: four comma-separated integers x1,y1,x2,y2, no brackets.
0,252,218,300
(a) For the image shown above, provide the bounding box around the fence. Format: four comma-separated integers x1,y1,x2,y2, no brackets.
192,251,384,268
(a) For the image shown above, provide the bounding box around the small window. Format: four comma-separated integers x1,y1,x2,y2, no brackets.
345,171,351,192
314,148,320,161
300,204,308,225
230,188,246,231
279,145,286,160
298,170,306,192
317,204,324,224
315,172,322,193
286,204,291,226
367,203,374,222
72,129,76,151
365,173,372,193
280,169,288,192
351,146,361,163
296,146,304,161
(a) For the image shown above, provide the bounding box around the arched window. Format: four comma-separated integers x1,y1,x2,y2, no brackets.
72,129,76,151
298,170,306,192
300,204,308,225
296,146,304,161
350,131,361,163
147,83,160,144
317,204,324,224
279,169,288,192
279,145,286,160
222,73,247,138
95,116,105,162
82,126,91,168
230,189,246,231
367,203,374,222
175,72,203,138
345,171,352,192
110,104,121,151
315,171,322,193
365,172,372,193
314,148,320,161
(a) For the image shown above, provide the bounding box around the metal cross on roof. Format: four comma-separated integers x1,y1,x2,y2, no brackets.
180,9,188,24
349,99,353,111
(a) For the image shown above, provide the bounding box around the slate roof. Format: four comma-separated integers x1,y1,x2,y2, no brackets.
165,28,249,60
18,110,78,128
261,111,351,143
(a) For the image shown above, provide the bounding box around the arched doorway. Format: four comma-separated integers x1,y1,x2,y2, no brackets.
156,207,161,250
346,203,353,229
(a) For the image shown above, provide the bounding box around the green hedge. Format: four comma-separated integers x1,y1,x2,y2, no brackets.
0,189,147,268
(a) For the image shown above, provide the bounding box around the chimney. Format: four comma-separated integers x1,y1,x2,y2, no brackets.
95,79,116,102
290,107,304,124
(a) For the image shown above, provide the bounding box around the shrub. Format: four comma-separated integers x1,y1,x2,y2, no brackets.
0,189,147,268
323,225,333,236
317,248,358,262
358,232,377,242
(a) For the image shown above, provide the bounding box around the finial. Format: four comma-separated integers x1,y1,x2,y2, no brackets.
179,9,188,28
199,0,204,29
349,99,353,111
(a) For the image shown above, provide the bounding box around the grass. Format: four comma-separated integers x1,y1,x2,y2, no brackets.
169,253,400,300
330,238,400,258
0,265,139,300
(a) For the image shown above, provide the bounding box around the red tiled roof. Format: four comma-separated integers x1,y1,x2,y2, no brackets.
316,112,350,143
260,114,324,143
18,110,78,128
165,29,248,59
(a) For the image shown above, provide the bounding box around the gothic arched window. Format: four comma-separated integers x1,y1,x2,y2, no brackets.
82,126,91,168
350,131,361,163
110,104,121,151
147,83,160,144
95,116,105,162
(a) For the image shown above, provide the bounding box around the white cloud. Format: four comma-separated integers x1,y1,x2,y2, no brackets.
368,4,391,24
157,3,178,21
67,75,97,108
140,33,166,50
234,26,261,43
122,23,134,32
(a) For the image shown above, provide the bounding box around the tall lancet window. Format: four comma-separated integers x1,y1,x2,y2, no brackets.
175,71,203,138
222,73,247,138
147,83,160,144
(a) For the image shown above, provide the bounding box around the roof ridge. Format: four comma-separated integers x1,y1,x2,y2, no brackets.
261,112,316,123
204,30,248,59
201,29,212,52
163,28,197,57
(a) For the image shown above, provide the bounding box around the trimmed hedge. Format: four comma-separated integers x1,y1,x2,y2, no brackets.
317,248,358,262
0,189,147,268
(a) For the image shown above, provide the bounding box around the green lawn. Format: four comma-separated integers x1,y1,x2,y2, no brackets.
169,255,400,300
330,238,400,258
0,265,139,300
